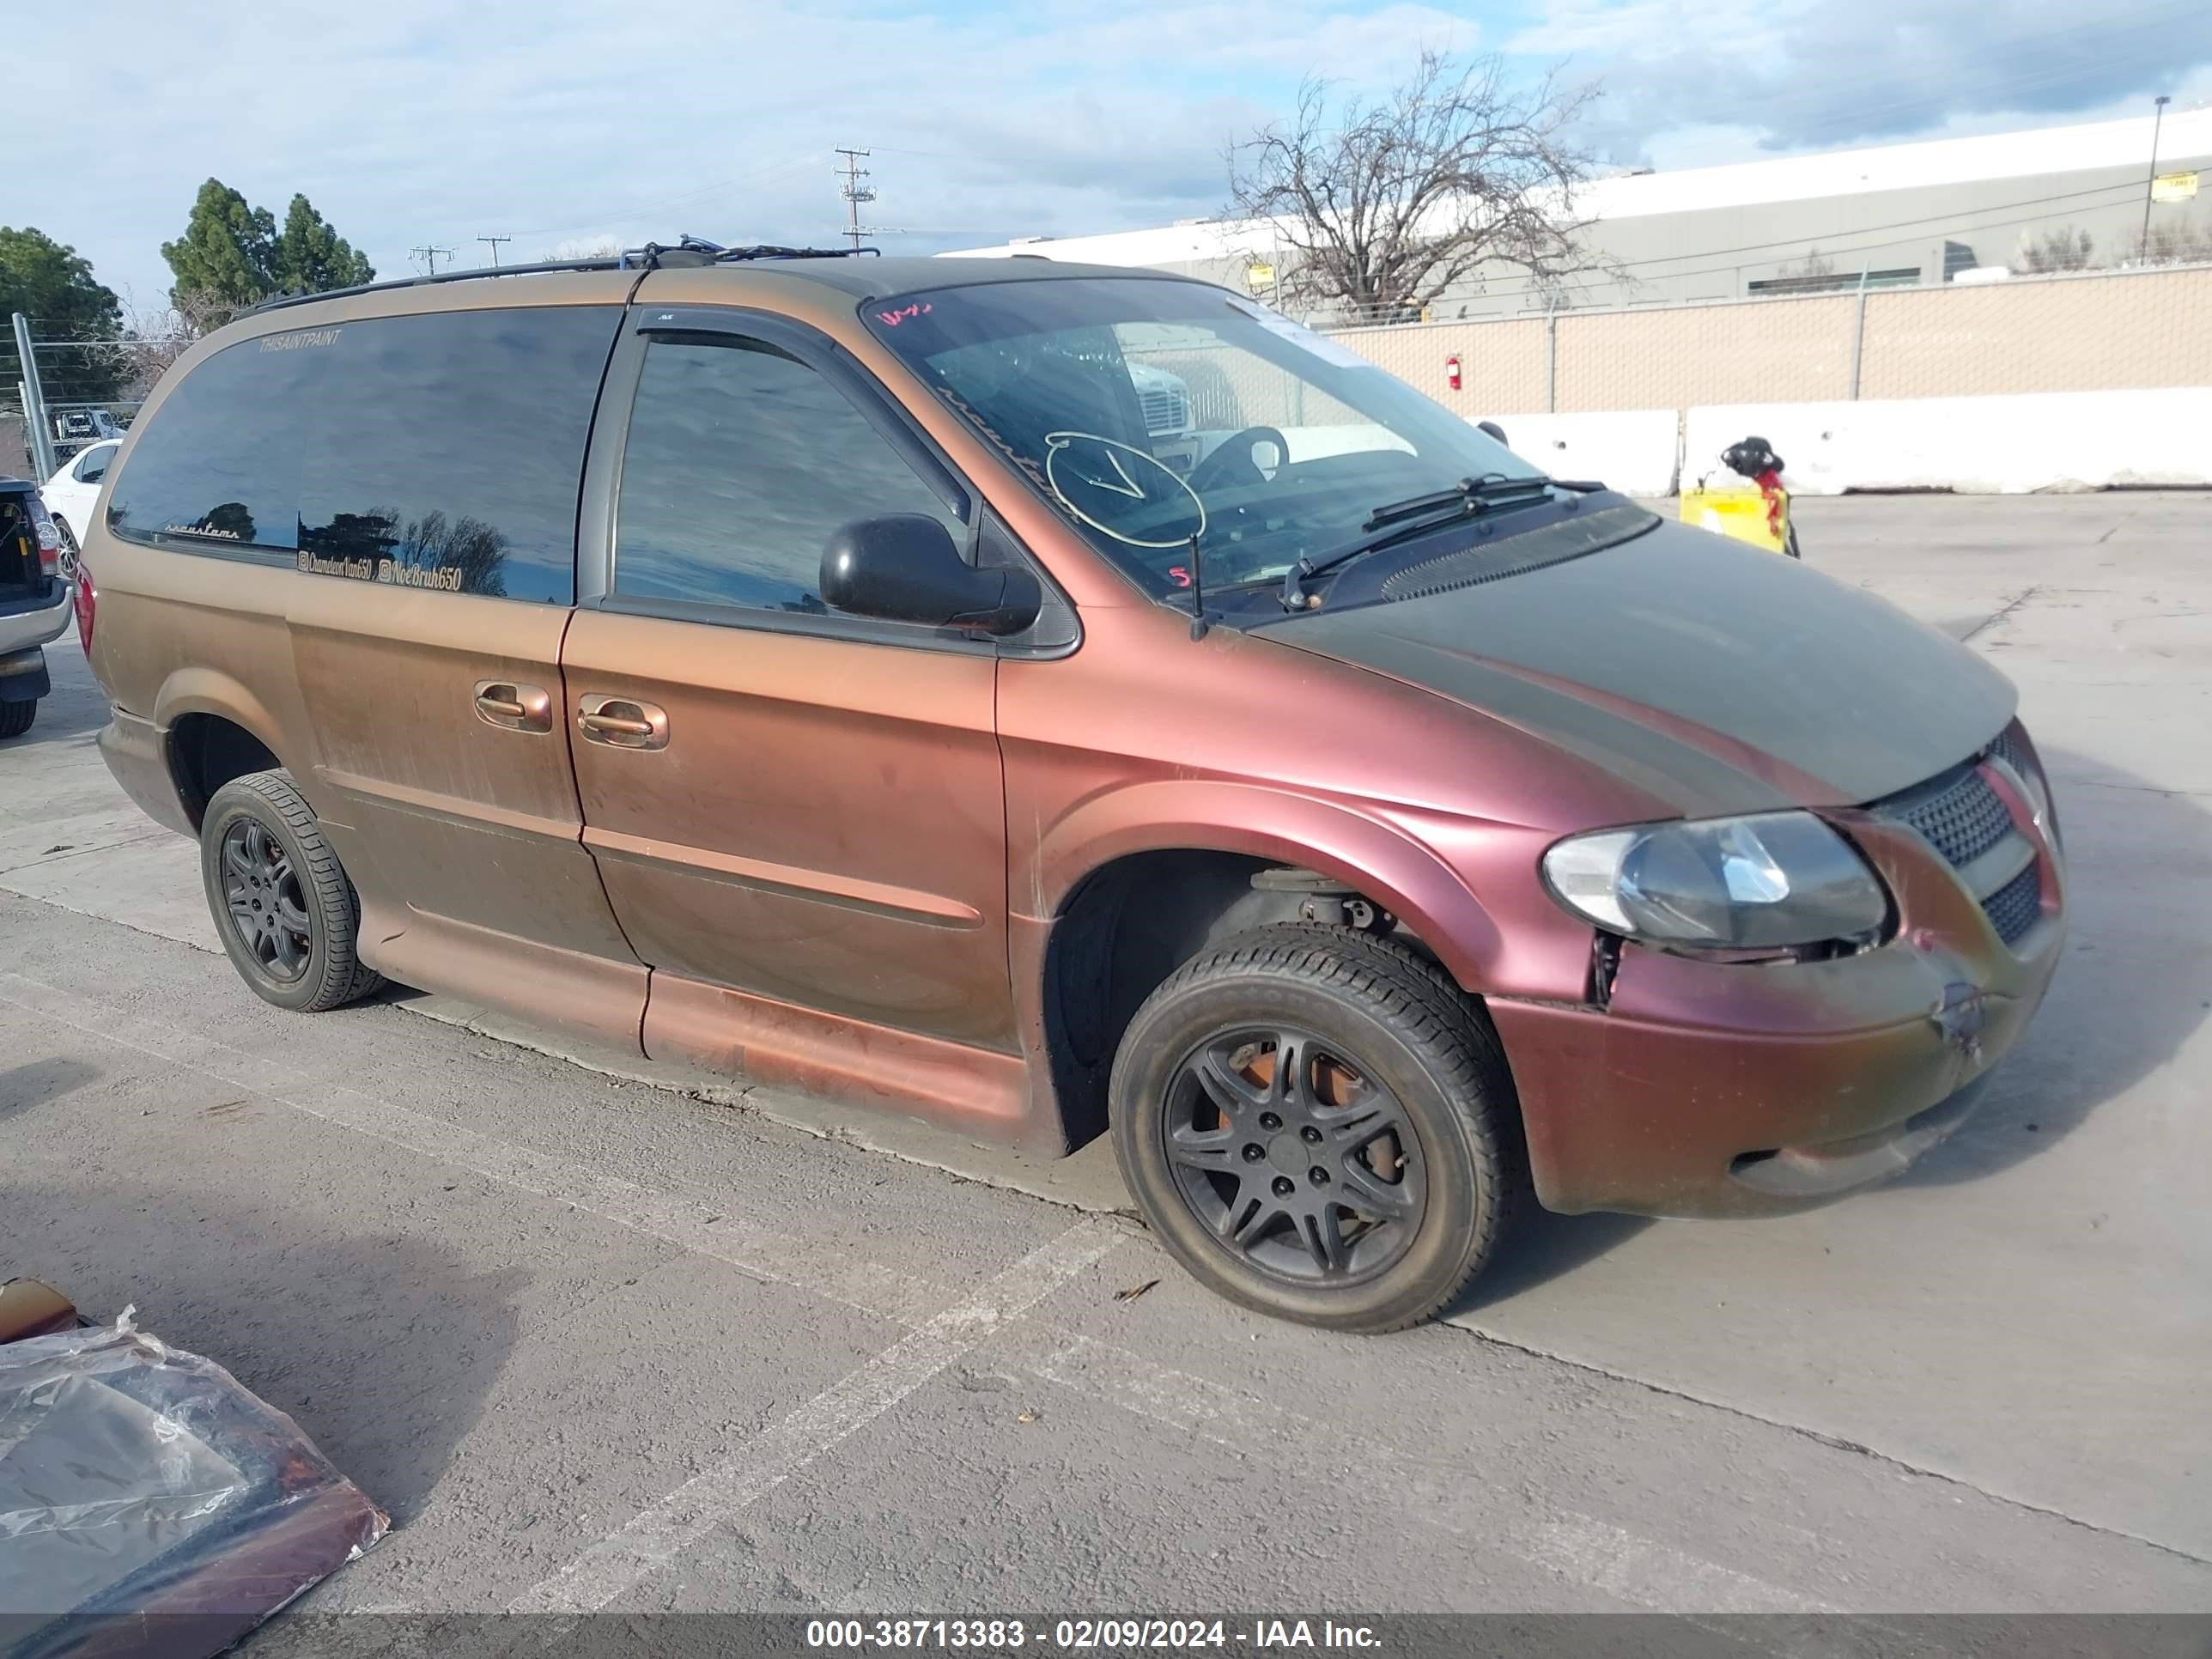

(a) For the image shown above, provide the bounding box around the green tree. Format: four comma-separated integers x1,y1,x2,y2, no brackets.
272,195,374,293
0,226,124,402
161,178,277,307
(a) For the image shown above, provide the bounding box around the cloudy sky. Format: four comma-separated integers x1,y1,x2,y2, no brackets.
12,0,2209,319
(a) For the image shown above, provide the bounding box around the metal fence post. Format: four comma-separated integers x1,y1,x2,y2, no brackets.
12,313,55,480
1546,299,1559,413
1848,265,1869,401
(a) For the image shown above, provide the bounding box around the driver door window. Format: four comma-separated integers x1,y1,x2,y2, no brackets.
612,338,966,617
74,443,116,484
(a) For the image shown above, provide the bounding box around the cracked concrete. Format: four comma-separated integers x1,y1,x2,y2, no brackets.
2,494,2205,1622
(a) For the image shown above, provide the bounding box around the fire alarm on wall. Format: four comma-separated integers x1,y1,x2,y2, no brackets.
1446,355,1462,392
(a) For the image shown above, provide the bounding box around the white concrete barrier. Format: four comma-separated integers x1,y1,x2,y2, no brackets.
1474,410,1681,496
1683,389,2212,495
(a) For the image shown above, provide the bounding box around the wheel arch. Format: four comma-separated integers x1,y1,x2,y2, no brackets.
155,671,289,830
1022,781,1505,1148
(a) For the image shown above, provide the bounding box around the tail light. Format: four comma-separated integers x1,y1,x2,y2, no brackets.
27,495,62,580
73,558,96,653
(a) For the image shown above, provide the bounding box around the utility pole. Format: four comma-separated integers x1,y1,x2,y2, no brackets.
410,245,455,276
835,148,876,252
477,234,513,268
2141,94,2172,260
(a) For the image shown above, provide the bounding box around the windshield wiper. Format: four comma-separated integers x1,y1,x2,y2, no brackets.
1279,474,1603,610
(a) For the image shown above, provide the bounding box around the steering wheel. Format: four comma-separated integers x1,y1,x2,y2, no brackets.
1187,425,1291,495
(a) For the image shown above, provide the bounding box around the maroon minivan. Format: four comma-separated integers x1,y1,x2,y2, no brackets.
83,252,2063,1330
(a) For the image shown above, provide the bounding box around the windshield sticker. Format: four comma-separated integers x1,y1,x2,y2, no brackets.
876,301,933,327
1042,432,1206,550
1224,297,1373,372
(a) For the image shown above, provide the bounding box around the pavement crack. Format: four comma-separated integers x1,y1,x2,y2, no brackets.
1958,584,2043,643
1440,1320,2212,1571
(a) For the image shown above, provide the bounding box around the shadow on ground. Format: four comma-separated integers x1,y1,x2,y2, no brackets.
1898,744,2209,1188
0,1057,100,1124
0,1180,521,1527
1449,1207,1653,1316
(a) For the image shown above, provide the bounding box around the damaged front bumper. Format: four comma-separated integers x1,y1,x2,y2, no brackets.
1490,747,2066,1218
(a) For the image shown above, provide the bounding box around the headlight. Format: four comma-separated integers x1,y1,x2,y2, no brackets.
1542,811,1888,950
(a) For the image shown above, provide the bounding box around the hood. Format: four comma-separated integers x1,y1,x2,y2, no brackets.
1263,516,2014,817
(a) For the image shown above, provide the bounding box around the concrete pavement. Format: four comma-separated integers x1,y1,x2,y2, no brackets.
3,494,2206,1626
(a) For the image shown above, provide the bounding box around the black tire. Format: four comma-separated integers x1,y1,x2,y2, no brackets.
200,769,384,1012
1109,924,1522,1333
0,697,34,738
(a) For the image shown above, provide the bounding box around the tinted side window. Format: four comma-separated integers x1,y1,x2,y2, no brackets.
105,337,319,551
109,307,617,602
613,338,963,614
74,443,117,483
300,308,617,604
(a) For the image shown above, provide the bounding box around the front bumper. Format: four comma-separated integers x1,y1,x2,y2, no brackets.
1491,746,2065,1218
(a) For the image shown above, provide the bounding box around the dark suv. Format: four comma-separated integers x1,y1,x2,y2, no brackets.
78,252,2063,1330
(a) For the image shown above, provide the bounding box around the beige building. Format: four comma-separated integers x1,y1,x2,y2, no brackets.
949,106,2212,323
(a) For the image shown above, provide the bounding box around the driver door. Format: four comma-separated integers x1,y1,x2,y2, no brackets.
563,309,1019,1068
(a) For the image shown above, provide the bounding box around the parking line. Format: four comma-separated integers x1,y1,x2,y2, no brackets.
1020,1332,1846,1619
0,970,955,1328
507,1218,1127,1616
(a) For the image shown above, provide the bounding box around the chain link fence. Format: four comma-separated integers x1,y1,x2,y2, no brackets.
1317,261,2212,413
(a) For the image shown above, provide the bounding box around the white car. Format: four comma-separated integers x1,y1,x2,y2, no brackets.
40,440,119,557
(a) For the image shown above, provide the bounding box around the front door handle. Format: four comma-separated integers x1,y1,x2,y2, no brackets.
577,694,669,750
473,679,553,732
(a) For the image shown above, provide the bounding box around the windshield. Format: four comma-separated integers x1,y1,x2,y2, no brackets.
863,276,1550,602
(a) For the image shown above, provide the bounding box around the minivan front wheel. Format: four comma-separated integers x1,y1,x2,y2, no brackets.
1110,925,1521,1333
200,769,383,1013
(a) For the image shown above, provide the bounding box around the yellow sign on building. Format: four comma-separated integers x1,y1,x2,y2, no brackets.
1245,262,1275,291
2152,171,2200,203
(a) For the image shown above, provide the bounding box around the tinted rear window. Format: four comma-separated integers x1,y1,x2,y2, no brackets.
107,307,620,603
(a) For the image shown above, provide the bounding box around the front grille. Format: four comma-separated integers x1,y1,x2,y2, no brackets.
1987,727,2030,778
1139,385,1190,436
1875,751,2048,950
1981,863,2043,945
1887,765,2014,868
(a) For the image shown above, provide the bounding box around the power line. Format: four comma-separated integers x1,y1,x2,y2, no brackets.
836,147,877,252
410,244,456,276
477,234,513,267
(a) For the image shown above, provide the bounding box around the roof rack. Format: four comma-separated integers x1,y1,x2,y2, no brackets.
248,237,879,316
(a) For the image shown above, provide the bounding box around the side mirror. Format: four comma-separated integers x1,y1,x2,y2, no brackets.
819,514,1042,637
1476,421,1509,447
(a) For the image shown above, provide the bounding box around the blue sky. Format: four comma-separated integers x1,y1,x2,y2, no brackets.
10,0,2208,324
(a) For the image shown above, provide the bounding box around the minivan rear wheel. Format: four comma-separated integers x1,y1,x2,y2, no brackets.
200,769,384,1013
1109,924,1522,1333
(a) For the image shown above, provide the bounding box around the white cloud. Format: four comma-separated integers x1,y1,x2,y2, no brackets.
1515,0,2210,163
8,0,1466,305
10,0,2209,310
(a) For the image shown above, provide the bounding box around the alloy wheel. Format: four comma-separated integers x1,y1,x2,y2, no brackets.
219,817,313,983
1162,1024,1427,1284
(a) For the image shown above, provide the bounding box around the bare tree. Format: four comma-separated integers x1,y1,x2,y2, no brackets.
2137,216,2212,267
2014,225,2094,273
1227,51,1603,322
1778,247,1838,281
109,287,240,398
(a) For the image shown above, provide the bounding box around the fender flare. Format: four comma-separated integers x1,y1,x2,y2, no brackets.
150,668,289,799
1026,779,1503,992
